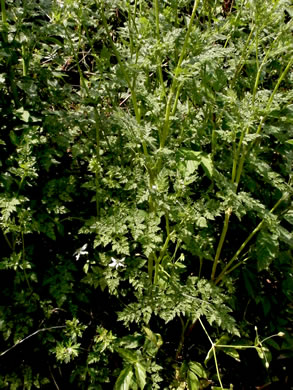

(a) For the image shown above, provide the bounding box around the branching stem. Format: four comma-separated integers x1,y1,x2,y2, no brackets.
199,318,224,389
160,0,200,148
215,193,287,284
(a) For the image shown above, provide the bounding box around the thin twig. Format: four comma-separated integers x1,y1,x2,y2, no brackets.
49,365,61,390
0,326,66,357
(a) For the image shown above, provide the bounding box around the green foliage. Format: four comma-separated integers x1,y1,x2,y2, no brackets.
0,0,292,388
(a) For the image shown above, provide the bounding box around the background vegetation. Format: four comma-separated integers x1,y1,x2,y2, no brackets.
0,0,292,388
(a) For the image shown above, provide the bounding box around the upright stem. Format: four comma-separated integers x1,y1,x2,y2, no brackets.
234,56,293,187
154,0,166,98
252,27,259,106
99,2,140,122
211,208,232,280
2,230,12,249
99,1,150,160
160,0,200,148
22,45,28,76
1,0,7,25
1,0,7,45
65,23,101,218
213,55,292,281
175,317,189,360
215,193,287,284
21,229,32,291
231,26,255,87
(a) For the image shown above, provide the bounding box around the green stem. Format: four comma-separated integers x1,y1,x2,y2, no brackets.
21,229,32,291
22,44,27,77
154,0,166,98
175,317,190,360
234,56,293,187
211,6,291,277
252,29,284,105
223,0,245,49
231,25,255,87
65,23,101,218
148,252,155,281
2,230,12,249
160,0,200,148
198,256,203,278
154,229,174,284
127,2,134,57
211,208,232,280
1,0,6,24
174,0,178,27
94,118,101,219
215,193,287,284
216,344,257,350
1,0,8,44
171,83,182,116
252,27,259,105
99,1,150,160
157,230,173,264
263,56,293,117
2,4,21,109
231,127,238,183
99,2,140,122
0,0,8,44
154,257,160,285
199,318,224,389
221,55,293,269
134,0,138,16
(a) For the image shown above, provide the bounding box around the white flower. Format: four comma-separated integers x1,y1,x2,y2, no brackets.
109,257,126,269
74,244,88,261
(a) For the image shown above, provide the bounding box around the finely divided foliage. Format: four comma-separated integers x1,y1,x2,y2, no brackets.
0,0,292,388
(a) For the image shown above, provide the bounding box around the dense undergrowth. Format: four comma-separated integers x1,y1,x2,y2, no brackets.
0,0,293,388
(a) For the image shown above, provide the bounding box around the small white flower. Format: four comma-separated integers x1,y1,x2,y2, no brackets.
109,257,126,269
74,244,88,261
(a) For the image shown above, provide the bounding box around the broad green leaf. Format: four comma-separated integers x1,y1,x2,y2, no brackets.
276,225,293,248
143,327,157,344
256,231,279,271
116,348,138,364
185,160,200,176
114,366,133,390
221,348,240,362
143,327,163,348
15,107,30,122
187,369,200,390
200,154,213,178
177,149,213,179
178,149,201,161
188,362,207,379
134,362,146,390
